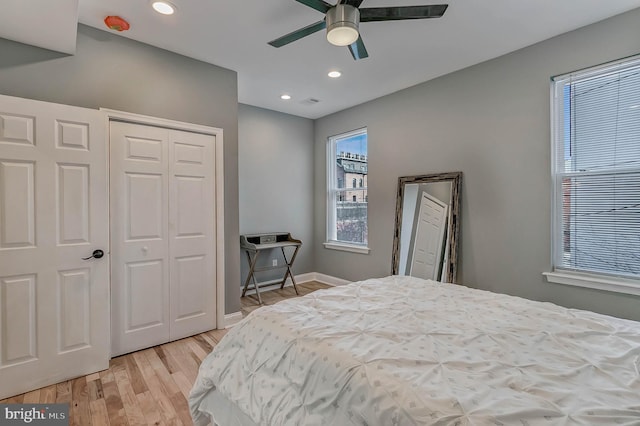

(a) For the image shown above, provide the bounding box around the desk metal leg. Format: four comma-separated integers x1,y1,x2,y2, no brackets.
280,245,301,295
242,250,263,304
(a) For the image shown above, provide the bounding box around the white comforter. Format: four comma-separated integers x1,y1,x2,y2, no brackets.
190,276,640,425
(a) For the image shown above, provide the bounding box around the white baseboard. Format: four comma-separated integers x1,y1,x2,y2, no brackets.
241,272,350,297
242,279,293,296
294,272,317,284
308,272,351,287
223,311,243,328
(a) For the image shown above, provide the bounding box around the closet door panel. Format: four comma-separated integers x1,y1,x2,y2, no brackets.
169,130,217,340
110,121,170,356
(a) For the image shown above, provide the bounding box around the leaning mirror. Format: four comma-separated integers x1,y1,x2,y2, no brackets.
392,172,462,283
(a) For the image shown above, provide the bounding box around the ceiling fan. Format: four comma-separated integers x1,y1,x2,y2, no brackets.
268,0,448,60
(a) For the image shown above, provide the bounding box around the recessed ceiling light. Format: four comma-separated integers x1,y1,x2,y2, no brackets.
281,94,291,100
152,1,175,15
328,71,342,78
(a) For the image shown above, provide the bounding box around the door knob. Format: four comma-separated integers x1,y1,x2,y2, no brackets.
82,249,104,260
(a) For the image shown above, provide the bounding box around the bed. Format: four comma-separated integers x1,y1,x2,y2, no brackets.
189,275,640,425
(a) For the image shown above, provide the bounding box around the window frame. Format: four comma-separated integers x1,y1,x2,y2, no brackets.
545,55,640,296
325,127,370,254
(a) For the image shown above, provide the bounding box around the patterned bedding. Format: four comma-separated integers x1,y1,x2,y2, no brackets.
190,276,640,425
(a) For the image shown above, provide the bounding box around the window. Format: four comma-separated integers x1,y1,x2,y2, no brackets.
326,128,369,253
547,56,640,295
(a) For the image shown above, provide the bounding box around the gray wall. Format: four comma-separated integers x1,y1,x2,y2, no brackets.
314,9,640,321
0,24,242,314
238,104,315,286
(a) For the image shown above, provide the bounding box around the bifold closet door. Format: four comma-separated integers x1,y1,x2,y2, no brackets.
0,94,109,399
168,129,216,341
110,121,170,356
110,121,216,356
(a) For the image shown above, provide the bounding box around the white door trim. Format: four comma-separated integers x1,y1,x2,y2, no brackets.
101,109,225,333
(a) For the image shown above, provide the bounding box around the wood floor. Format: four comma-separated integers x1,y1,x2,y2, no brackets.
0,281,330,426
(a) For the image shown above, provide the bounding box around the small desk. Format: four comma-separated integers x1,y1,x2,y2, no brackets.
240,233,302,305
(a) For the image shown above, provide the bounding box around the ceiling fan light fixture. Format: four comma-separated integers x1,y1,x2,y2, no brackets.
327,26,358,46
326,4,360,47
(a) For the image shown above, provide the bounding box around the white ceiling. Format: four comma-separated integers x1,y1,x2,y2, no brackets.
0,0,79,54
5,1,640,119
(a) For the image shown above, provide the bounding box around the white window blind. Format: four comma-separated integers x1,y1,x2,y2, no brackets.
552,57,640,280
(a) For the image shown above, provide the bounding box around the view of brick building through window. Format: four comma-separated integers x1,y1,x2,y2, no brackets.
336,150,368,244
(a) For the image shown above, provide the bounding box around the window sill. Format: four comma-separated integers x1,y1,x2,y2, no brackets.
543,271,640,297
323,242,370,255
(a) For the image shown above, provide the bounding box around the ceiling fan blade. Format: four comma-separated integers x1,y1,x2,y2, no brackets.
295,0,332,13
268,21,327,48
360,4,448,22
348,36,368,60
339,0,365,7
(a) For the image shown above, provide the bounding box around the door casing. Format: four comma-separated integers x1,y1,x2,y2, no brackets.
103,108,225,358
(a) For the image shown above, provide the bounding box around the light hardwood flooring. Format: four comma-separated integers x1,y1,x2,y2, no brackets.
0,281,330,425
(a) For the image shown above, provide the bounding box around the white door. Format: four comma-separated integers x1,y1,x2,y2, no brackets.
110,121,216,356
0,94,109,399
409,192,448,280
168,129,216,341
110,122,170,355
